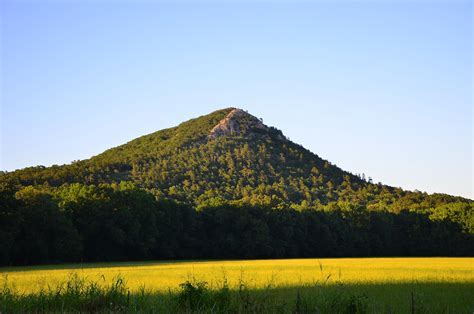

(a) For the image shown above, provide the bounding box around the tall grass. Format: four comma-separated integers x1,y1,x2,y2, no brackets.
1,258,473,313
3,258,473,294
1,273,473,313
0,273,372,313
1,273,130,312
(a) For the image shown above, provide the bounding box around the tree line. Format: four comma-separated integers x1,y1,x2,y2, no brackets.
1,182,472,266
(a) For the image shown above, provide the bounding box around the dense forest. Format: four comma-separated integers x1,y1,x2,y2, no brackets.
0,182,472,265
1,108,473,265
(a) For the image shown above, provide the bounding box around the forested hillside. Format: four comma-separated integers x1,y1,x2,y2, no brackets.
1,108,473,265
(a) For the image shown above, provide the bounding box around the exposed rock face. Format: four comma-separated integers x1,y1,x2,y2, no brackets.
209,108,267,139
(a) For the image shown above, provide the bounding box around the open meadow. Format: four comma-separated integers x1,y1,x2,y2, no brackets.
1,258,473,313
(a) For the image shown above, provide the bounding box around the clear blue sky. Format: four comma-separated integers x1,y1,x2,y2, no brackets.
1,1,472,199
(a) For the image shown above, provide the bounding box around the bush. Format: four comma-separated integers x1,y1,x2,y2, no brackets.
177,280,210,311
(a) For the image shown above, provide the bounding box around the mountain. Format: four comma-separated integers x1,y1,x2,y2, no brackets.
1,108,473,265
1,107,471,212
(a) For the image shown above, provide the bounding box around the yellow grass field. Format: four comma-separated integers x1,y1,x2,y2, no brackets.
1,257,473,294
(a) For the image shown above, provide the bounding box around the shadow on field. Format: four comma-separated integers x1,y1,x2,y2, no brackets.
0,259,218,273
1,272,473,313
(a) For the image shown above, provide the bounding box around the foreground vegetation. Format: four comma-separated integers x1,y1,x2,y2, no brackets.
2,277,473,313
3,258,473,294
1,258,473,313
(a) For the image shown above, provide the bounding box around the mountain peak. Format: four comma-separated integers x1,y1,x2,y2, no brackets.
209,108,267,139
2,107,470,213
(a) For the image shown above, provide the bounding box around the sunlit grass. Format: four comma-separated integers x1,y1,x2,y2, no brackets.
1,258,473,294
1,258,473,313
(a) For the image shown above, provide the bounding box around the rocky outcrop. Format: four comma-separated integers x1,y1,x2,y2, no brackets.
209,108,267,139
